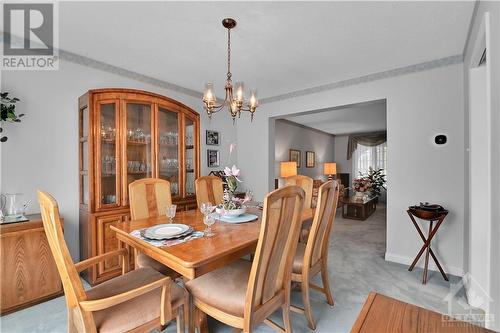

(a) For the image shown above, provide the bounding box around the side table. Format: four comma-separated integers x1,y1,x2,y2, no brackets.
407,207,449,284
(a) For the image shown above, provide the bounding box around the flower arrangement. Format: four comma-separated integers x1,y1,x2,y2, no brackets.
352,177,372,193
220,165,251,211
1,92,24,142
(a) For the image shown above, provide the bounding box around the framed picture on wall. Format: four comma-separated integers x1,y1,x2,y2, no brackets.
206,130,220,145
306,151,315,168
289,149,301,168
207,149,220,167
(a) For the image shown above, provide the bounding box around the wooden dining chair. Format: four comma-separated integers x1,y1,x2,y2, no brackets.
194,175,224,207
185,185,305,333
37,190,188,333
129,178,180,276
285,175,314,243
285,175,313,209
290,180,339,330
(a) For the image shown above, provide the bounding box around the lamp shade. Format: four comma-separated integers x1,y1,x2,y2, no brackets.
323,162,337,175
280,162,297,178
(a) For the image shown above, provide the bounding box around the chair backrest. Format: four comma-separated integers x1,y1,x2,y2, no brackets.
244,185,305,327
285,175,313,209
195,176,224,207
305,180,339,268
37,191,87,309
129,178,172,220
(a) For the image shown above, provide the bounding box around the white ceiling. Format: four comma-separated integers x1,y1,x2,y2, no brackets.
284,100,387,135
60,1,474,99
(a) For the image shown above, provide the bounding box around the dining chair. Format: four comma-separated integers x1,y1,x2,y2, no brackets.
285,175,313,209
37,190,188,333
194,175,224,207
290,180,339,330
129,178,180,277
285,175,314,243
185,185,305,333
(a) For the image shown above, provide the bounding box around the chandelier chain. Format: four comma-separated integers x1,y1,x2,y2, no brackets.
227,28,231,80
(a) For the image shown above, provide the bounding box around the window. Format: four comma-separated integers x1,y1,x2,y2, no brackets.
352,142,387,178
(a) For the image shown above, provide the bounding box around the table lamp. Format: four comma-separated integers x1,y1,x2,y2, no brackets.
323,162,337,180
280,161,297,178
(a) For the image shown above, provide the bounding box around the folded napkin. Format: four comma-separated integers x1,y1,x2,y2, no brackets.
130,228,204,247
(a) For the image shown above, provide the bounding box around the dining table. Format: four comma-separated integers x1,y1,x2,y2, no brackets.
111,207,315,280
112,206,314,332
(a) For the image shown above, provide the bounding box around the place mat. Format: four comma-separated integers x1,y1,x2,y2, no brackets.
131,228,204,247
218,213,258,224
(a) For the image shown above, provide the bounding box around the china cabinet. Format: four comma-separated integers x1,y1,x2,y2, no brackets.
79,88,200,285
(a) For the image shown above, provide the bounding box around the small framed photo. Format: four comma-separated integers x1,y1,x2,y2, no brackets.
207,149,220,168
306,151,315,168
206,130,220,145
289,149,301,168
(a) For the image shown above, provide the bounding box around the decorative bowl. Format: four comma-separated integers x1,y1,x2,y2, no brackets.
216,207,247,218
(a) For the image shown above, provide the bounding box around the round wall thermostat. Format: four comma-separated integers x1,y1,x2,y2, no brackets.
435,135,447,145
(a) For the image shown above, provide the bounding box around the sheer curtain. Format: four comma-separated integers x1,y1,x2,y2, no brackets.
352,142,387,201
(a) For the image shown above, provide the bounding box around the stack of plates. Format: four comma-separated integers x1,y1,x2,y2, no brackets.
143,224,192,240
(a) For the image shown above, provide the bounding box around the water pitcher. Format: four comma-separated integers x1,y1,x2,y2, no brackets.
0,193,26,217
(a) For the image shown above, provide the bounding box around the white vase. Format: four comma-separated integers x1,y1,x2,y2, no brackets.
355,191,365,199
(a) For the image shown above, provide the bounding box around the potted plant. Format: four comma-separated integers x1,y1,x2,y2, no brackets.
1,92,24,142
365,167,386,198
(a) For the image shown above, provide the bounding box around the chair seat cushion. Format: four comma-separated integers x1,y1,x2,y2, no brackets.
185,260,251,317
87,267,184,333
293,242,306,274
137,253,179,277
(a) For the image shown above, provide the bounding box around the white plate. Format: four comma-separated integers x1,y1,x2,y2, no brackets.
144,224,189,239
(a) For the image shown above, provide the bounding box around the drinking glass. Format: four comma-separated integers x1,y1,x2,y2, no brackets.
200,202,213,216
203,214,216,237
166,204,177,223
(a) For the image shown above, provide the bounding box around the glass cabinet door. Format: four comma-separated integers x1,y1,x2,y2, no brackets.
157,106,180,197
97,101,120,208
184,116,197,197
124,103,153,204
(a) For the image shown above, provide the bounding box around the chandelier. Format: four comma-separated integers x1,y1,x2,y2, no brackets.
202,18,258,122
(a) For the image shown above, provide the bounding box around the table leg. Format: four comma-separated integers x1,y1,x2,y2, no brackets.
422,221,433,284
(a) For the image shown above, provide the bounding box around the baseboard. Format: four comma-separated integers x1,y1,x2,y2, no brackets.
384,252,464,277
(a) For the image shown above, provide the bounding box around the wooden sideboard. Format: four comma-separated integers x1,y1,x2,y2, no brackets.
0,214,64,315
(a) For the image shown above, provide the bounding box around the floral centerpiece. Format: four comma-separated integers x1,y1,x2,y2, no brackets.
352,177,372,199
217,165,251,217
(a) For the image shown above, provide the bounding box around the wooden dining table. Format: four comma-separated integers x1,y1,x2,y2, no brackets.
111,207,315,280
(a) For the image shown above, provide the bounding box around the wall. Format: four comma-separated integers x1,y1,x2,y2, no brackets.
463,1,500,330
274,120,334,183
237,63,465,276
333,134,352,178
0,59,237,260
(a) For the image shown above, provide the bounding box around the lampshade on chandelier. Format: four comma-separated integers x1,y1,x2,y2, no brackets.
202,18,258,122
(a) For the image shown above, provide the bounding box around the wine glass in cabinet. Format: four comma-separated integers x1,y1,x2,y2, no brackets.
157,106,180,197
123,102,153,205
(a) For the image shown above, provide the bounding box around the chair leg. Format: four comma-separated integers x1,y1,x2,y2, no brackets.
282,303,293,333
177,305,185,333
320,262,334,306
301,277,316,330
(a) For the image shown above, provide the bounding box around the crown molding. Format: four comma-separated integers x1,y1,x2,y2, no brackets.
2,32,463,105
276,118,336,137
260,54,463,104
59,50,202,98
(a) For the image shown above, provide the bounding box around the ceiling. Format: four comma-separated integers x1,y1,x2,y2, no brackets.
284,100,387,135
60,1,474,99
